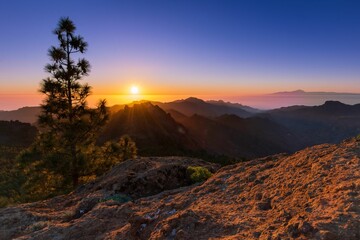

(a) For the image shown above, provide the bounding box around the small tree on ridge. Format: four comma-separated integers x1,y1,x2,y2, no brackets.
37,17,108,187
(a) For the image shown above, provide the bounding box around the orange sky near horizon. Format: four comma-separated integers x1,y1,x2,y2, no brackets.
3,73,360,111
0,93,255,111
3,70,359,98
3,89,360,112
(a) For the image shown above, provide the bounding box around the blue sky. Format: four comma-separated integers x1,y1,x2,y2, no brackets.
0,0,360,100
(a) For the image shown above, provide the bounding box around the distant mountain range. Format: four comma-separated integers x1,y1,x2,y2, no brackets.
98,102,198,156
2,97,360,159
100,102,300,158
168,111,300,158
98,99,360,158
262,100,360,146
110,97,260,118
0,107,41,124
271,89,360,96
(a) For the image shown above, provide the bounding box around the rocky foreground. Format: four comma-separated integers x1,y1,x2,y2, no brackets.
1,140,359,239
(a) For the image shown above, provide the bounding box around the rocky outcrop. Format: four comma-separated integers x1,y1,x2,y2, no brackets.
0,157,218,239
1,140,359,239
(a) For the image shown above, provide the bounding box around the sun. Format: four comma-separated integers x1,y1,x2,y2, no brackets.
130,85,139,95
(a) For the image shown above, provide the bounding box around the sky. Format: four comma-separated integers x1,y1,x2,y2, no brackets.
0,0,360,109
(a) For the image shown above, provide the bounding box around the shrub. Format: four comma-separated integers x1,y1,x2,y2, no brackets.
356,134,360,141
100,135,137,169
187,166,212,183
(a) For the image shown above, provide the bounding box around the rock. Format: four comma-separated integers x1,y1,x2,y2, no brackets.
73,197,99,219
287,223,300,238
256,198,272,211
176,229,187,239
315,230,338,240
170,228,176,238
254,192,263,200
299,221,314,234
129,214,151,237
252,231,261,238
167,209,177,215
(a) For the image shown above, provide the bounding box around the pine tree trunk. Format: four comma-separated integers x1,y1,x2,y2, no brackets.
66,32,77,188
71,144,79,187
72,171,79,187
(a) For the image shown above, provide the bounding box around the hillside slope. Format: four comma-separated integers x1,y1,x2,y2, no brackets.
103,103,301,159
265,101,360,145
158,97,253,118
0,107,41,124
171,113,301,158
0,120,37,147
1,140,359,239
99,103,199,155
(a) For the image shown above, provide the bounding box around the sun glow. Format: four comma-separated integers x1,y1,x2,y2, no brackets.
130,85,139,95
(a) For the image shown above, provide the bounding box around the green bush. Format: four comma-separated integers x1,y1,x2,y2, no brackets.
187,166,212,183
356,134,360,141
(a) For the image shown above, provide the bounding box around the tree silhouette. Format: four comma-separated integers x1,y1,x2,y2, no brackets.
37,17,108,187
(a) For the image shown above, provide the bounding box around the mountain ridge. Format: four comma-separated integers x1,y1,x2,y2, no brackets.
99,102,199,156
0,106,41,124
271,90,360,95
3,100,360,159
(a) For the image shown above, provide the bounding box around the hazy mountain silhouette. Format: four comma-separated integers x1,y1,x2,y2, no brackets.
271,89,360,96
169,112,301,158
102,102,302,158
103,100,360,158
271,89,306,95
264,101,360,145
0,107,41,124
3,100,360,158
109,100,163,114
156,97,254,118
206,99,261,113
110,98,255,118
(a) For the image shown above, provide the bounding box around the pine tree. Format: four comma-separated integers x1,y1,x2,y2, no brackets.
37,17,108,187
